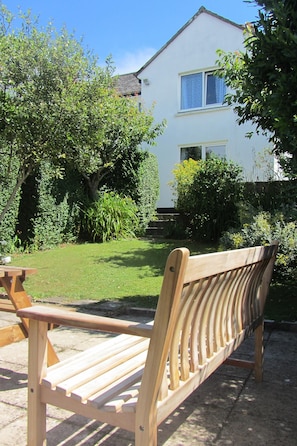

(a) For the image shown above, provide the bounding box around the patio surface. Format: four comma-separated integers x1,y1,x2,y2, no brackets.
1,305,297,445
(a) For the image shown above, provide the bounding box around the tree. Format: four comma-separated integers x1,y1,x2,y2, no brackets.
0,5,164,225
216,0,297,178
67,79,164,200
0,5,114,223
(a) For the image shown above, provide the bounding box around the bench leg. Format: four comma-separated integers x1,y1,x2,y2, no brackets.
135,427,157,446
254,320,264,382
28,319,48,445
135,412,157,446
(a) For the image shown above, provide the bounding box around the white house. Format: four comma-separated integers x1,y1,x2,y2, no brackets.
135,7,274,209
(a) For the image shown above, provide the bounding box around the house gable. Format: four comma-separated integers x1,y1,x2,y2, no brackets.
137,6,243,76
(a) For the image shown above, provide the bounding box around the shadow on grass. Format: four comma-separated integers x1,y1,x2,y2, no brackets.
92,238,217,277
70,241,217,312
77,294,160,312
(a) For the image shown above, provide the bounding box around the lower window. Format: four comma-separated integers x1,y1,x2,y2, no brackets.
180,145,226,162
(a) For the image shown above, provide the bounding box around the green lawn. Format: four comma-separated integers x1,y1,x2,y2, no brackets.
12,239,216,306
11,239,296,322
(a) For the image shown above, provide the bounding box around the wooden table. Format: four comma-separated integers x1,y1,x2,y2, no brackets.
0,265,59,365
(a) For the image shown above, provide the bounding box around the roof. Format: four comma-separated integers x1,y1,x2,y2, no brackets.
137,6,244,75
115,73,141,96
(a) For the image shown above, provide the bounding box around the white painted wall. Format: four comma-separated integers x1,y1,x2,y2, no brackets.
138,10,273,208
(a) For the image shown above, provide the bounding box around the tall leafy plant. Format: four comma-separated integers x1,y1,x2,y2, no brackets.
31,163,75,250
134,152,160,234
82,191,139,242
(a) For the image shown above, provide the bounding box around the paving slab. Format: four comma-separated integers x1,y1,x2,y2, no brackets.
0,309,297,445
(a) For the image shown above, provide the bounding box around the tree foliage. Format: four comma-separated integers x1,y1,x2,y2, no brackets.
0,4,164,227
68,82,164,200
216,0,297,178
0,7,106,221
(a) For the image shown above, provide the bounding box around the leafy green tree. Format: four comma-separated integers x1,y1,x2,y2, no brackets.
0,5,113,223
0,4,164,225
68,81,164,200
216,0,297,178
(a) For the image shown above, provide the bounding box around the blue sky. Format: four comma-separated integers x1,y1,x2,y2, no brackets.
6,1,260,73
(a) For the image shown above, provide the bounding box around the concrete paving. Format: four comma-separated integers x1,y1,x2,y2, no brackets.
0,307,297,445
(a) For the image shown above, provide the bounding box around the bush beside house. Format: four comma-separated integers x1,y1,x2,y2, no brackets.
171,157,244,241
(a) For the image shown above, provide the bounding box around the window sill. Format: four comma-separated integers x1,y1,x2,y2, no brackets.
176,105,230,117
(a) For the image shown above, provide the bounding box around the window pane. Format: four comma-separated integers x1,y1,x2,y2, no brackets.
206,145,226,159
206,74,226,105
181,73,202,109
180,146,202,161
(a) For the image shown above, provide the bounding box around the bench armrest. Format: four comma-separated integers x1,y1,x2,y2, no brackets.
17,305,153,338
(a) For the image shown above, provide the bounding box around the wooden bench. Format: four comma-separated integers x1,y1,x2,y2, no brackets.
18,243,278,445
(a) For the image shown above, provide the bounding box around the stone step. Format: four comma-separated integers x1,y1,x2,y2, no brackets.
146,211,180,237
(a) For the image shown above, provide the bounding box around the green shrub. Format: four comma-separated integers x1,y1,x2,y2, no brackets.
171,158,200,215
243,180,297,214
0,199,20,244
103,150,159,234
31,165,71,249
30,162,84,250
171,157,243,241
135,152,159,234
220,211,297,281
82,191,139,242
0,143,21,244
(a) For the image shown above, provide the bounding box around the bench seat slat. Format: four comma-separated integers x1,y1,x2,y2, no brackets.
88,369,143,411
69,349,148,402
102,384,141,412
43,333,147,388
46,332,136,373
54,338,149,396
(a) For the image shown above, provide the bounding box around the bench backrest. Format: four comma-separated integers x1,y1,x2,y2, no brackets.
137,243,278,421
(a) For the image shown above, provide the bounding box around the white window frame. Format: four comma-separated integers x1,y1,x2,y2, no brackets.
180,144,226,162
180,70,226,111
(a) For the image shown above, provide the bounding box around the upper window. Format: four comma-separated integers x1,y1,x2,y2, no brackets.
180,71,226,110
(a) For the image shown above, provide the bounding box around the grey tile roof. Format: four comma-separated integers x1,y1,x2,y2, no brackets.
115,73,141,96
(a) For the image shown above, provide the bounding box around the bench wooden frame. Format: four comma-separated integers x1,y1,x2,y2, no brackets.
18,243,278,445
